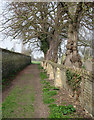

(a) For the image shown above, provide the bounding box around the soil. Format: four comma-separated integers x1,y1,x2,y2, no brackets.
48,78,92,119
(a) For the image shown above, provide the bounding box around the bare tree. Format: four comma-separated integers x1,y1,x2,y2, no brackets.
59,2,93,67
1,2,67,63
1,2,93,66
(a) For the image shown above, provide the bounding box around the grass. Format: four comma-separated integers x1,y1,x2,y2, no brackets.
39,69,57,105
39,64,76,119
43,90,57,97
2,85,35,118
40,72,48,80
48,104,76,118
43,96,55,104
31,61,41,64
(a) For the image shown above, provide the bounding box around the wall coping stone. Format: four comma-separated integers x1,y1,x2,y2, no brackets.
43,60,93,80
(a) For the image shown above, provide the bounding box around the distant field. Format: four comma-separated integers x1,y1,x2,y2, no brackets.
31,61,41,64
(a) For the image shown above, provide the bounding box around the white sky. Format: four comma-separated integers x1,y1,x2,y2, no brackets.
0,1,44,58
0,1,92,59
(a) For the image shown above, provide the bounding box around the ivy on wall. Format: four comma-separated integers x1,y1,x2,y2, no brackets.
66,69,81,94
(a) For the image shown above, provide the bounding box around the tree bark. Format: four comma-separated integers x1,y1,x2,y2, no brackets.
64,23,82,68
51,42,58,63
45,40,58,63
45,40,53,61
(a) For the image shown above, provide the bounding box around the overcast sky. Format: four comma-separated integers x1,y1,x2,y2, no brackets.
0,1,92,59
0,1,22,53
0,1,44,58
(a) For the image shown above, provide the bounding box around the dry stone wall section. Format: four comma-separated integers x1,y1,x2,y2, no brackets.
41,61,94,117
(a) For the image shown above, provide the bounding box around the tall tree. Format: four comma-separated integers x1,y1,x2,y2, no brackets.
59,2,93,67
1,2,67,63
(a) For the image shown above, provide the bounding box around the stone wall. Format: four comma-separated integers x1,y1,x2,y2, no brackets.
1,48,31,79
0,49,2,82
0,49,2,120
41,61,94,117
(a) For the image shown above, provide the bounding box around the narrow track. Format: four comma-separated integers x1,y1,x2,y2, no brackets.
2,64,49,118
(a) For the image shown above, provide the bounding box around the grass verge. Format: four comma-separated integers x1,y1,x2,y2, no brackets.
39,64,76,119
2,85,34,118
31,61,41,64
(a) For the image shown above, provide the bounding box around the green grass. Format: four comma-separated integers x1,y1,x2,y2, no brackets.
43,96,55,104
62,102,67,105
40,72,48,80
42,90,57,104
43,90,57,97
39,70,57,104
42,88,50,92
51,86,60,90
2,85,35,118
48,104,76,118
39,65,76,119
31,61,41,64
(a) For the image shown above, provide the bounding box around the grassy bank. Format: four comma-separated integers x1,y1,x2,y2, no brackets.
39,64,76,118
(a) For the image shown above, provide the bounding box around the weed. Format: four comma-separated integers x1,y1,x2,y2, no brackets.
40,72,48,80
39,65,76,118
48,104,76,118
45,90,57,97
51,86,60,90
42,88,50,92
43,96,55,104
62,102,67,105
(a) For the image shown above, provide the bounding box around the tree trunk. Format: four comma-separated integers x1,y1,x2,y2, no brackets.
45,40,58,63
44,53,47,60
64,23,82,68
45,40,53,61
52,42,58,63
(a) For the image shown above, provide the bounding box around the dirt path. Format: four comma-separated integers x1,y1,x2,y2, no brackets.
31,65,49,118
2,64,49,118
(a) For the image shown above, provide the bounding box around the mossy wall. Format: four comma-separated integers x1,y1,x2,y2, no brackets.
1,48,31,79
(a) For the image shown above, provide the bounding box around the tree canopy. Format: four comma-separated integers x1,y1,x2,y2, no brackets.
1,2,93,66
